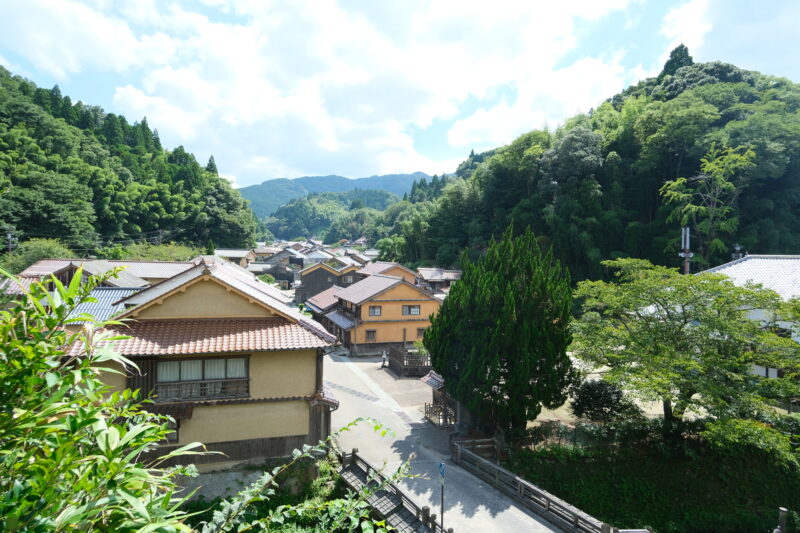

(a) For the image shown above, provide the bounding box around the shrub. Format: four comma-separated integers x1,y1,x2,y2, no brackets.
570,380,643,422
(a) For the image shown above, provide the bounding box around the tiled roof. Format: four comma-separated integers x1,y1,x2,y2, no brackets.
19,259,148,288
307,285,343,312
356,261,399,276
18,259,73,277
68,317,332,357
214,249,253,258
335,274,402,304
324,309,356,330
118,257,334,343
0,276,36,295
254,246,283,255
420,370,444,390
78,260,149,288
106,260,193,279
68,287,143,324
703,255,800,300
417,267,462,282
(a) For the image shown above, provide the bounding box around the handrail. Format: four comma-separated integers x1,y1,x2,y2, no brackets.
452,442,649,533
341,449,454,533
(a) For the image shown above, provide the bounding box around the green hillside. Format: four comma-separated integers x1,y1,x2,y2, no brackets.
0,66,257,253
361,48,800,277
239,172,428,218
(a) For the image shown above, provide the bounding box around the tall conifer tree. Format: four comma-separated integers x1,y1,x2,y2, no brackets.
424,226,574,443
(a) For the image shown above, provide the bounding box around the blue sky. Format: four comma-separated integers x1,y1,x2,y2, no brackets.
1,0,798,188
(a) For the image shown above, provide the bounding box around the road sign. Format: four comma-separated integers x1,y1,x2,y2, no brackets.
438,462,445,485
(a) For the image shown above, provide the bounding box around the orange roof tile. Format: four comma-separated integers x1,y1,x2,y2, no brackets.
69,317,332,357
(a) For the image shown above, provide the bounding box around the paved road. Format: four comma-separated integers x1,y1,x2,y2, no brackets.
326,353,563,533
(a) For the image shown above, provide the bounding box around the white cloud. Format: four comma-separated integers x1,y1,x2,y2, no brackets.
1,0,645,184
660,0,712,61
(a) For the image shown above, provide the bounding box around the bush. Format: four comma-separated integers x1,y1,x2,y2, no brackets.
570,380,643,422
0,238,74,273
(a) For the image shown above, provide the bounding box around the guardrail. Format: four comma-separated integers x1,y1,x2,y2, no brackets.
341,449,454,533
452,442,648,533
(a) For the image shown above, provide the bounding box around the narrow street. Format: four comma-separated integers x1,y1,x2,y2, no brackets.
326,353,564,533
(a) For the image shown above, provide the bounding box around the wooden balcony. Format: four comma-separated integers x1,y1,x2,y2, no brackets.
154,378,250,402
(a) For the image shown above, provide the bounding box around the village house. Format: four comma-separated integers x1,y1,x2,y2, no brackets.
63,256,337,465
214,249,257,267
416,267,462,293
356,261,417,284
304,285,344,338
704,254,800,378
320,274,439,355
296,261,360,303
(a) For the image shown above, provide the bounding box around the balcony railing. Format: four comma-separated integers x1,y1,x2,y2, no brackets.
155,378,250,402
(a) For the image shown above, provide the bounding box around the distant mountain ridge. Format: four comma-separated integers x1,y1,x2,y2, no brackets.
239,172,429,218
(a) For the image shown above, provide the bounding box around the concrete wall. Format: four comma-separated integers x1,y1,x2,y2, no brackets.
134,279,273,319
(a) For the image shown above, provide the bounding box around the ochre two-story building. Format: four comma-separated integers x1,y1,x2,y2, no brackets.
321,274,440,355
77,256,337,466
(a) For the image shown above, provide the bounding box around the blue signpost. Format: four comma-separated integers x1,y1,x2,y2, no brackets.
439,463,445,530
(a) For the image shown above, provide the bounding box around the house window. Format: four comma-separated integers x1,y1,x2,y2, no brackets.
369,305,382,316
402,305,421,316
417,328,426,339
327,276,333,282
365,330,377,342
343,276,353,283
156,357,249,401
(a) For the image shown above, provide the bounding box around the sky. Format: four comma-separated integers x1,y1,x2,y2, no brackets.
0,0,798,188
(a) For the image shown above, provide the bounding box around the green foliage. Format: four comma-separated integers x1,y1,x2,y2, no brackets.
425,226,574,442
572,258,800,431
336,53,800,278
258,273,277,284
702,418,797,467
0,267,202,532
506,441,800,533
0,237,74,273
266,189,398,241
0,66,257,252
660,144,756,266
96,242,202,261
569,380,643,423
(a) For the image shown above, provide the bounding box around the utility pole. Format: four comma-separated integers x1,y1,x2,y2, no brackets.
679,227,693,275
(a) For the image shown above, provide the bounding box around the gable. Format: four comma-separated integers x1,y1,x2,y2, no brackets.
383,265,416,284
371,282,435,301
132,279,274,319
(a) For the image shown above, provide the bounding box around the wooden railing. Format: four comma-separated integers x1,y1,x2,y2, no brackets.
452,442,649,533
388,345,432,377
155,378,249,401
341,449,454,533
424,402,455,427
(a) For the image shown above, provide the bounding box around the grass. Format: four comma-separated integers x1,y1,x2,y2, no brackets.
505,441,800,533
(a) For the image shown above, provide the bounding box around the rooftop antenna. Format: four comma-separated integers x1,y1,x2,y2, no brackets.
679,227,693,274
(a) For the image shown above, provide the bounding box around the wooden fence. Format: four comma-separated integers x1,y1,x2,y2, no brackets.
388,345,432,377
341,449,453,533
451,442,648,533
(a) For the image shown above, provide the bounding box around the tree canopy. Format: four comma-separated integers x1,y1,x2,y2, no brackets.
572,258,800,439
424,227,574,443
0,66,257,254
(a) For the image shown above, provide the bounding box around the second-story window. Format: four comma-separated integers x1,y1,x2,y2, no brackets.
369,305,382,316
156,357,249,401
343,275,353,283
402,305,421,316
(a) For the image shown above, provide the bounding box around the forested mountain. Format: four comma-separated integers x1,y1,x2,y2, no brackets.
265,189,399,240
367,47,800,279
239,171,429,218
0,66,257,253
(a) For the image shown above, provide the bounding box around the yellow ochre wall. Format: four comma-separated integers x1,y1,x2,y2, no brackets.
134,279,274,319
96,348,318,446
179,400,309,444
98,360,128,394
356,283,439,344
382,266,416,284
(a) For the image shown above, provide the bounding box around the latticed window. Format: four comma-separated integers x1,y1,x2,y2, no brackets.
365,330,377,341
156,357,249,401
402,305,420,316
